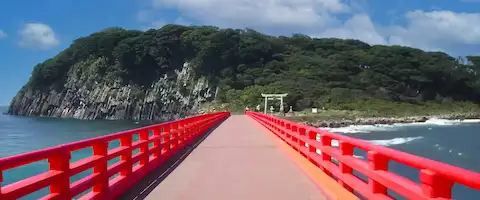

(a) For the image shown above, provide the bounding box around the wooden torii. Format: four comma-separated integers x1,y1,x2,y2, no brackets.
261,93,288,114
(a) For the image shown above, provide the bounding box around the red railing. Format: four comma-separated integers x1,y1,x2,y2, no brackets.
246,111,480,200
0,112,230,200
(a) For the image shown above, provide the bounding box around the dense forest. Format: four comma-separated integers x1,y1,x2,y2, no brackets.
20,24,480,113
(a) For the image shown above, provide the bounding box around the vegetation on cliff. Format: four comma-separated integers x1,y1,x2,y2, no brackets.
14,24,480,117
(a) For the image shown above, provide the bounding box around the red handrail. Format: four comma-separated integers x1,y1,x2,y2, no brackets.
0,111,230,200
246,111,480,200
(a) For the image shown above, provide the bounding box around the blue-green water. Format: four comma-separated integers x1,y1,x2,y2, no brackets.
323,119,480,199
0,106,149,199
1,105,479,199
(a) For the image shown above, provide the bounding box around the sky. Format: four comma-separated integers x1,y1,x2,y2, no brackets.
0,0,480,105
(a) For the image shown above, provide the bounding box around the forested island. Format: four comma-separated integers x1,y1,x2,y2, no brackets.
7,24,480,125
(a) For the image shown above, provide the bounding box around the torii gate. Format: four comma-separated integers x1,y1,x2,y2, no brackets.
261,93,288,114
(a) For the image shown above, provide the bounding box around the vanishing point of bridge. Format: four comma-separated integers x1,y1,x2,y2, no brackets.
1,111,479,200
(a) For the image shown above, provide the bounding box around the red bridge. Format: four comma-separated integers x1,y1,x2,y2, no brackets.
1,111,479,200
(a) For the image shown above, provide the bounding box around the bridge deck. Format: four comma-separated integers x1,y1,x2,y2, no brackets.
122,115,326,200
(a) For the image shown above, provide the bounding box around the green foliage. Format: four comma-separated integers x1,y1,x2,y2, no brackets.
24,24,480,113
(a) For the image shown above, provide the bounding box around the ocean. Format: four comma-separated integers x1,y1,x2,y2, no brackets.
322,119,480,199
0,106,479,199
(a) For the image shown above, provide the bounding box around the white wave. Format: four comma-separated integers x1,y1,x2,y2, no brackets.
320,124,398,134
460,119,480,123
423,118,461,126
319,118,480,134
368,136,423,146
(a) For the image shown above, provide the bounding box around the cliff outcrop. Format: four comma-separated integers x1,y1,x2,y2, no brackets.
8,62,217,121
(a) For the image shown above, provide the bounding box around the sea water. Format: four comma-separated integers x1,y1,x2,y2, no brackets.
1,106,479,199
320,118,480,199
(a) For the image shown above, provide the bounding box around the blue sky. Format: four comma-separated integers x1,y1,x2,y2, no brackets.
0,0,479,105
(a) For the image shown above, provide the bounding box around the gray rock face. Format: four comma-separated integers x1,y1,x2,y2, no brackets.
8,62,217,121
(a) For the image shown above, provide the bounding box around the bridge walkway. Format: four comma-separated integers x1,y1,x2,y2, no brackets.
121,115,326,200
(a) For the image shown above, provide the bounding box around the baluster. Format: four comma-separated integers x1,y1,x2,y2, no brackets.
285,123,292,141
120,135,132,177
93,142,108,197
49,150,71,198
367,151,388,195
184,119,192,142
191,119,198,137
420,169,453,198
308,130,319,166
298,127,307,157
279,121,285,136
139,130,149,166
153,126,161,159
171,123,178,150
178,121,186,146
176,122,183,147
291,125,299,151
339,141,354,192
320,135,332,176
163,125,171,159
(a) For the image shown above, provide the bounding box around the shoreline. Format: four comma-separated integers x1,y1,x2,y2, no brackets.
286,113,480,128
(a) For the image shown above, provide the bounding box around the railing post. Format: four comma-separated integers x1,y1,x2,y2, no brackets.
278,121,283,135
178,121,186,147
184,119,192,143
298,127,307,157
367,151,388,195
291,125,299,151
285,123,292,141
320,135,332,176
308,130,318,166
120,135,132,177
49,150,71,198
171,123,178,150
153,126,161,159
163,125,172,158
339,141,354,192
92,142,108,197
420,169,454,198
191,119,198,138
139,130,149,166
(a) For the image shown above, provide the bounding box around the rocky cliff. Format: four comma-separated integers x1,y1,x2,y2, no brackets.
8,25,480,120
8,62,218,121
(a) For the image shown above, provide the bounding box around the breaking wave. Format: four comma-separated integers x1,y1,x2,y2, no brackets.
319,118,480,134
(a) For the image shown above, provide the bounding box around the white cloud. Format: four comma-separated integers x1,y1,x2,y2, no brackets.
318,14,387,45
0,30,6,39
18,23,59,50
385,10,480,52
141,0,480,55
151,0,349,30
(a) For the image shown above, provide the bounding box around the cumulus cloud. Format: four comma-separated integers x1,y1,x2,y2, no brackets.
18,23,59,50
392,11,480,44
379,10,480,54
151,0,349,31
141,0,480,55
318,14,387,45
0,30,6,39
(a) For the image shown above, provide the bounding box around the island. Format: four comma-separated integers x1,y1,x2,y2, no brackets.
7,25,480,125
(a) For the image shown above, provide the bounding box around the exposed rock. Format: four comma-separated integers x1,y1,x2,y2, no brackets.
8,62,217,122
